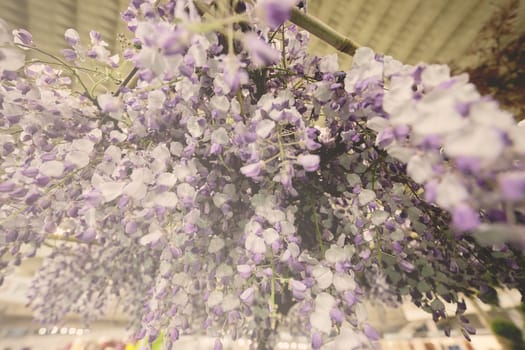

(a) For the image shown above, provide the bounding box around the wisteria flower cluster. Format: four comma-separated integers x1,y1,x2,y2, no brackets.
0,1,524,349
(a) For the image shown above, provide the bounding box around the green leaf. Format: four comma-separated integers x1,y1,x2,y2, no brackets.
417,281,432,293
421,265,434,278
430,298,445,311
386,267,401,284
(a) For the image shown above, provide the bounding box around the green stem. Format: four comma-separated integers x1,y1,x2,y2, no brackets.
281,25,287,70
270,252,277,329
289,7,359,56
19,44,96,103
46,234,100,246
277,128,286,161
313,210,325,255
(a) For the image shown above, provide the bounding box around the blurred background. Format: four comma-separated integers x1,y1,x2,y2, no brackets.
0,0,524,349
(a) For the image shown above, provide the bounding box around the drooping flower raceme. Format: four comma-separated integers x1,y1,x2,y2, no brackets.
0,1,524,350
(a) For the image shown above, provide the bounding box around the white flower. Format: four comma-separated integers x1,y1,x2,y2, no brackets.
245,233,266,255
263,228,279,244
469,101,514,129
157,172,177,187
152,192,178,208
65,150,90,168
208,237,225,254
325,246,350,264
310,311,332,334
147,90,166,111
444,125,504,161
312,266,333,290
319,53,339,73
187,116,204,138
98,181,125,202
222,294,240,312
367,117,390,133
420,64,450,89
510,126,525,155
358,189,376,206
331,327,367,350
344,47,383,93
39,161,64,178
0,47,25,72
314,292,336,312
211,127,229,145
139,229,164,246
435,174,468,208
210,95,230,113
333,273,356,292
97,93,120,113
383,75,414,115
123,180,148,200
407,154,434,184
370,211,389,226
207,290,224,308
412,109,467,137
256,119,276,139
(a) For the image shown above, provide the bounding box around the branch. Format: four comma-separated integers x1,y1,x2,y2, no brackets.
289,7,359,56
114,67,138,96
45,234,100,246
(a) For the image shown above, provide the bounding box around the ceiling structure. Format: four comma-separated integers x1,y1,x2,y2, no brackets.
0,0,523,69
308,0,524,68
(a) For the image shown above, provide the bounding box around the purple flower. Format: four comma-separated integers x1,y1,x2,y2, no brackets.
343,291,357,306
25,192,40,205
240,287,254,305
243,32,280,66
399,260,415,273
498,171,525,202
97,93,120,113
257,0,297,29
77,228,97,242
363,324,380,341
222,55,248,93
125,221,138,235
311,332,322,350
297,154,320,172
5,231,18,243
61,49,77,62
214,338,222,350
64,28,80,46
0,181,15,192
329,308,344,324
237,264,252,279
241,161,264,178
169,328,179,341
13,29,33,46
290,279,307,300
377,127,394,147
452,204,480,232
158,27,188,56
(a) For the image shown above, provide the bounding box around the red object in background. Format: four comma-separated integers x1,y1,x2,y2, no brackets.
100,341,125,350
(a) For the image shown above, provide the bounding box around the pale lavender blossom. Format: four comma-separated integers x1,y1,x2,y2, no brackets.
13,29,33,46
241,161,264,178
256,0,297,29
64,28,80,46
498,171,525,202
363,324,380,341
243,32,280,67
97,93,120,113
297,154,320,172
